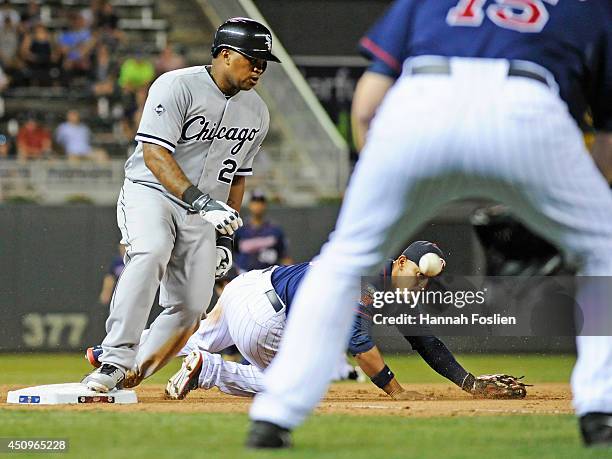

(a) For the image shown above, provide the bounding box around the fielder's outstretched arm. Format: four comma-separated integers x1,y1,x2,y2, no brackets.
353,345,424,400
404,335,476,392
349,310,478,396
349,311,424,400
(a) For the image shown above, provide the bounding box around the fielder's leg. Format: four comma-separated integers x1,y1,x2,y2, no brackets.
473,77,612,429
197,350,265,396
249,86,462,428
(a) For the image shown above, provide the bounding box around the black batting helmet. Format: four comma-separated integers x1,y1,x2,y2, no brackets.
211,17,281,63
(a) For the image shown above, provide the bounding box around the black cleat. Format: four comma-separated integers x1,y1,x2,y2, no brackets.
580,412,612,447
246,421,292,449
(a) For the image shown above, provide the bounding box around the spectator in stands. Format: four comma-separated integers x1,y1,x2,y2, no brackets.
118,85,147,142
20,24,60,86
55,110,94,162
19,0,41,34
154,44,186,75
234,190,293,272
96,1,124,50
93,43,114,82
0,137,9,159
118,52,154,93
92,43,119,96
81,0,103,29
16,115,52,162
0,16,19,70
0,63,9,92
59,12,96,81
99,244,126,305
0,0,20,29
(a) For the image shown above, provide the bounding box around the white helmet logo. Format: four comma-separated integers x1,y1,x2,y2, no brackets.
265,35,272,51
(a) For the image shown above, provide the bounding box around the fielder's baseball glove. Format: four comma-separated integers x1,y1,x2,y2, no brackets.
470,374,530,399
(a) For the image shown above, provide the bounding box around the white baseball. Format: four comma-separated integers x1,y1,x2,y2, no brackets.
418,253,445,277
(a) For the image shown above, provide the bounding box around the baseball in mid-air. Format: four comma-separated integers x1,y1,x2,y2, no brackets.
419,253,445,277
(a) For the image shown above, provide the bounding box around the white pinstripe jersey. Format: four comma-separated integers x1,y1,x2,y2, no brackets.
125,66,270,202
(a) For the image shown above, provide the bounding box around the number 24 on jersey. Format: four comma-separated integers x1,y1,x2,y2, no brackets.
447,0,559,33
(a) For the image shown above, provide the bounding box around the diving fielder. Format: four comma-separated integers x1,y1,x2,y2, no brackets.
83,18,280,392
86,242,526,400
247,0,612,449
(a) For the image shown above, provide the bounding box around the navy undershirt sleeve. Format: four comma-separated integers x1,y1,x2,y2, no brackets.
404,335,469,388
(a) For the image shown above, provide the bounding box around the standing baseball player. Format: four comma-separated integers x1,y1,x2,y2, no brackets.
247,0,612,448
82,17,280,392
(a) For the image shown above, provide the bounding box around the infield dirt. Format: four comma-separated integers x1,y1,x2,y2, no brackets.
0,382,571,417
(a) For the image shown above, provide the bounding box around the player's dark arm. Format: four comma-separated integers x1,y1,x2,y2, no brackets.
405,335,476,393
351,71,394,151
143,143,192,199
227,175,245,212
590,133,612,184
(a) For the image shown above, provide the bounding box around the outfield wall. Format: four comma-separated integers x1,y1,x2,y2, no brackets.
0,204,575,353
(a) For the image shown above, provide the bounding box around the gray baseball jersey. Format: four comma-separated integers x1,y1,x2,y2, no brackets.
126,65,270,203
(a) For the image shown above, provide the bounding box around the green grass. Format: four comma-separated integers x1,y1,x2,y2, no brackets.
0,412,608,459
0,352,576,386
385,353,575,384
0,353,600,459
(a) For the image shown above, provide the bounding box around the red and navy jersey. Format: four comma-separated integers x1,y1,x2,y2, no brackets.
271,261,389,353
270,261,311,310
359,0,611,131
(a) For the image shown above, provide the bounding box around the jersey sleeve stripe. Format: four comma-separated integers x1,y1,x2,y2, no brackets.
235,168,253,176
135,133,176,152
359,37,402,73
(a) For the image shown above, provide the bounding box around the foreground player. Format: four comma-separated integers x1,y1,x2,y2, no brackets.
248,1,612,449
83,18,280,392
162,241,525,401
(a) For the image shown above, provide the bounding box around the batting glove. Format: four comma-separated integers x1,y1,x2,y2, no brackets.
193,194,243,236
215,245,233,279
215,235,233,279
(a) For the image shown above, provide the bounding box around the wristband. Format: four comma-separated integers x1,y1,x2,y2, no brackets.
371,365,394,389
182,185,205,207
216,234,234,250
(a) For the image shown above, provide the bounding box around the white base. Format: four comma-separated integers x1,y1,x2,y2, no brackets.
6,383,138,405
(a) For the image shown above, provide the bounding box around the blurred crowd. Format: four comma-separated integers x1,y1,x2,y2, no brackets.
0,109,109,162
0,0,187,162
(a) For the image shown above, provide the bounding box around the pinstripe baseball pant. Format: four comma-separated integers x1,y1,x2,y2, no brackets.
250,57,612,427
177,268,358,396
